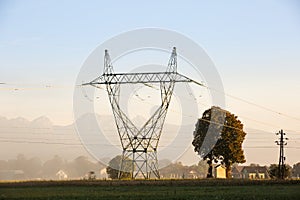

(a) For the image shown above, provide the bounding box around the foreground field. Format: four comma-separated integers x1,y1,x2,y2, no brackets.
0,179,299,200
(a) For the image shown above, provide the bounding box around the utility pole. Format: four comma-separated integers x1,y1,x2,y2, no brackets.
275,129,288,179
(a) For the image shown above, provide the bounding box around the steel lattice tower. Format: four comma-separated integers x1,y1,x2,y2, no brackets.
84,47,202,179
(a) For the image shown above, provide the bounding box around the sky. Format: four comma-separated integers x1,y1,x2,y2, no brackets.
0,0,300,165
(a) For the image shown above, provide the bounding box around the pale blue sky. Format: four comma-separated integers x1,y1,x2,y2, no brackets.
0,0,300,124
0,0,300,165
1,0,299,123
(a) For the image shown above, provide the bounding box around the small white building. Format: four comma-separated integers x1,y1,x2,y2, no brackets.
188,170,198,179
99,168,108,179
56,170,68,180
214,165,226,179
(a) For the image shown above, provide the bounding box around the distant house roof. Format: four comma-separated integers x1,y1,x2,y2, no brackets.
215,164,226,169
56,170,67,176
232,166,244,173
241,166,268,174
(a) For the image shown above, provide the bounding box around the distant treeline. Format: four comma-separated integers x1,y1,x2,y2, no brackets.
0,154,104,180
0,154,299,180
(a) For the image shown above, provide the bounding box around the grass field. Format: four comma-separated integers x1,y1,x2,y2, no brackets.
0,179,299,200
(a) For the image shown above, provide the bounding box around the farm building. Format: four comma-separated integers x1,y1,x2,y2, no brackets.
214,165,226,178
56,170,68,180
231,166,269,179
241,166,269,179
231,166,244,178
187,170,198,179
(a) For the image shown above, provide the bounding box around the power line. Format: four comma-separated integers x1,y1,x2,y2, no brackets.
2,78,300,124
127,82,300,135
204,85,300,122
130,90,298,134
0,77,298,141
1,139,299,150
0,139,83,146
2,81,300,136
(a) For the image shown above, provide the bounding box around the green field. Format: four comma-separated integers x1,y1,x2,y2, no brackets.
0,179,299,200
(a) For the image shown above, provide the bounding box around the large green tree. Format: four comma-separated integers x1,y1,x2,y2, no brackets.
268,164,292,179
292,162,300,178
106,155,132,179
192,106,246,178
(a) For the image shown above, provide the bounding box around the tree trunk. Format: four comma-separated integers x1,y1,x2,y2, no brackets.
225,164,232,178
207,159,213,178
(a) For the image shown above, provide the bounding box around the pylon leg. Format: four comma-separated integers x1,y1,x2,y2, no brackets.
107,79,175,179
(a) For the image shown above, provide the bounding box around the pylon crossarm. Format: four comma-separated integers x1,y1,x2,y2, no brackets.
84,72,197,85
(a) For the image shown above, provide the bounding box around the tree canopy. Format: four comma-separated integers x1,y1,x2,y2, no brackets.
106,155,132,179
192,106,246,178
292,162,300,178
269,164,292,179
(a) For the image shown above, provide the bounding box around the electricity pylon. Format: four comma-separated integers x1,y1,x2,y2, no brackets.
84,47,202,179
